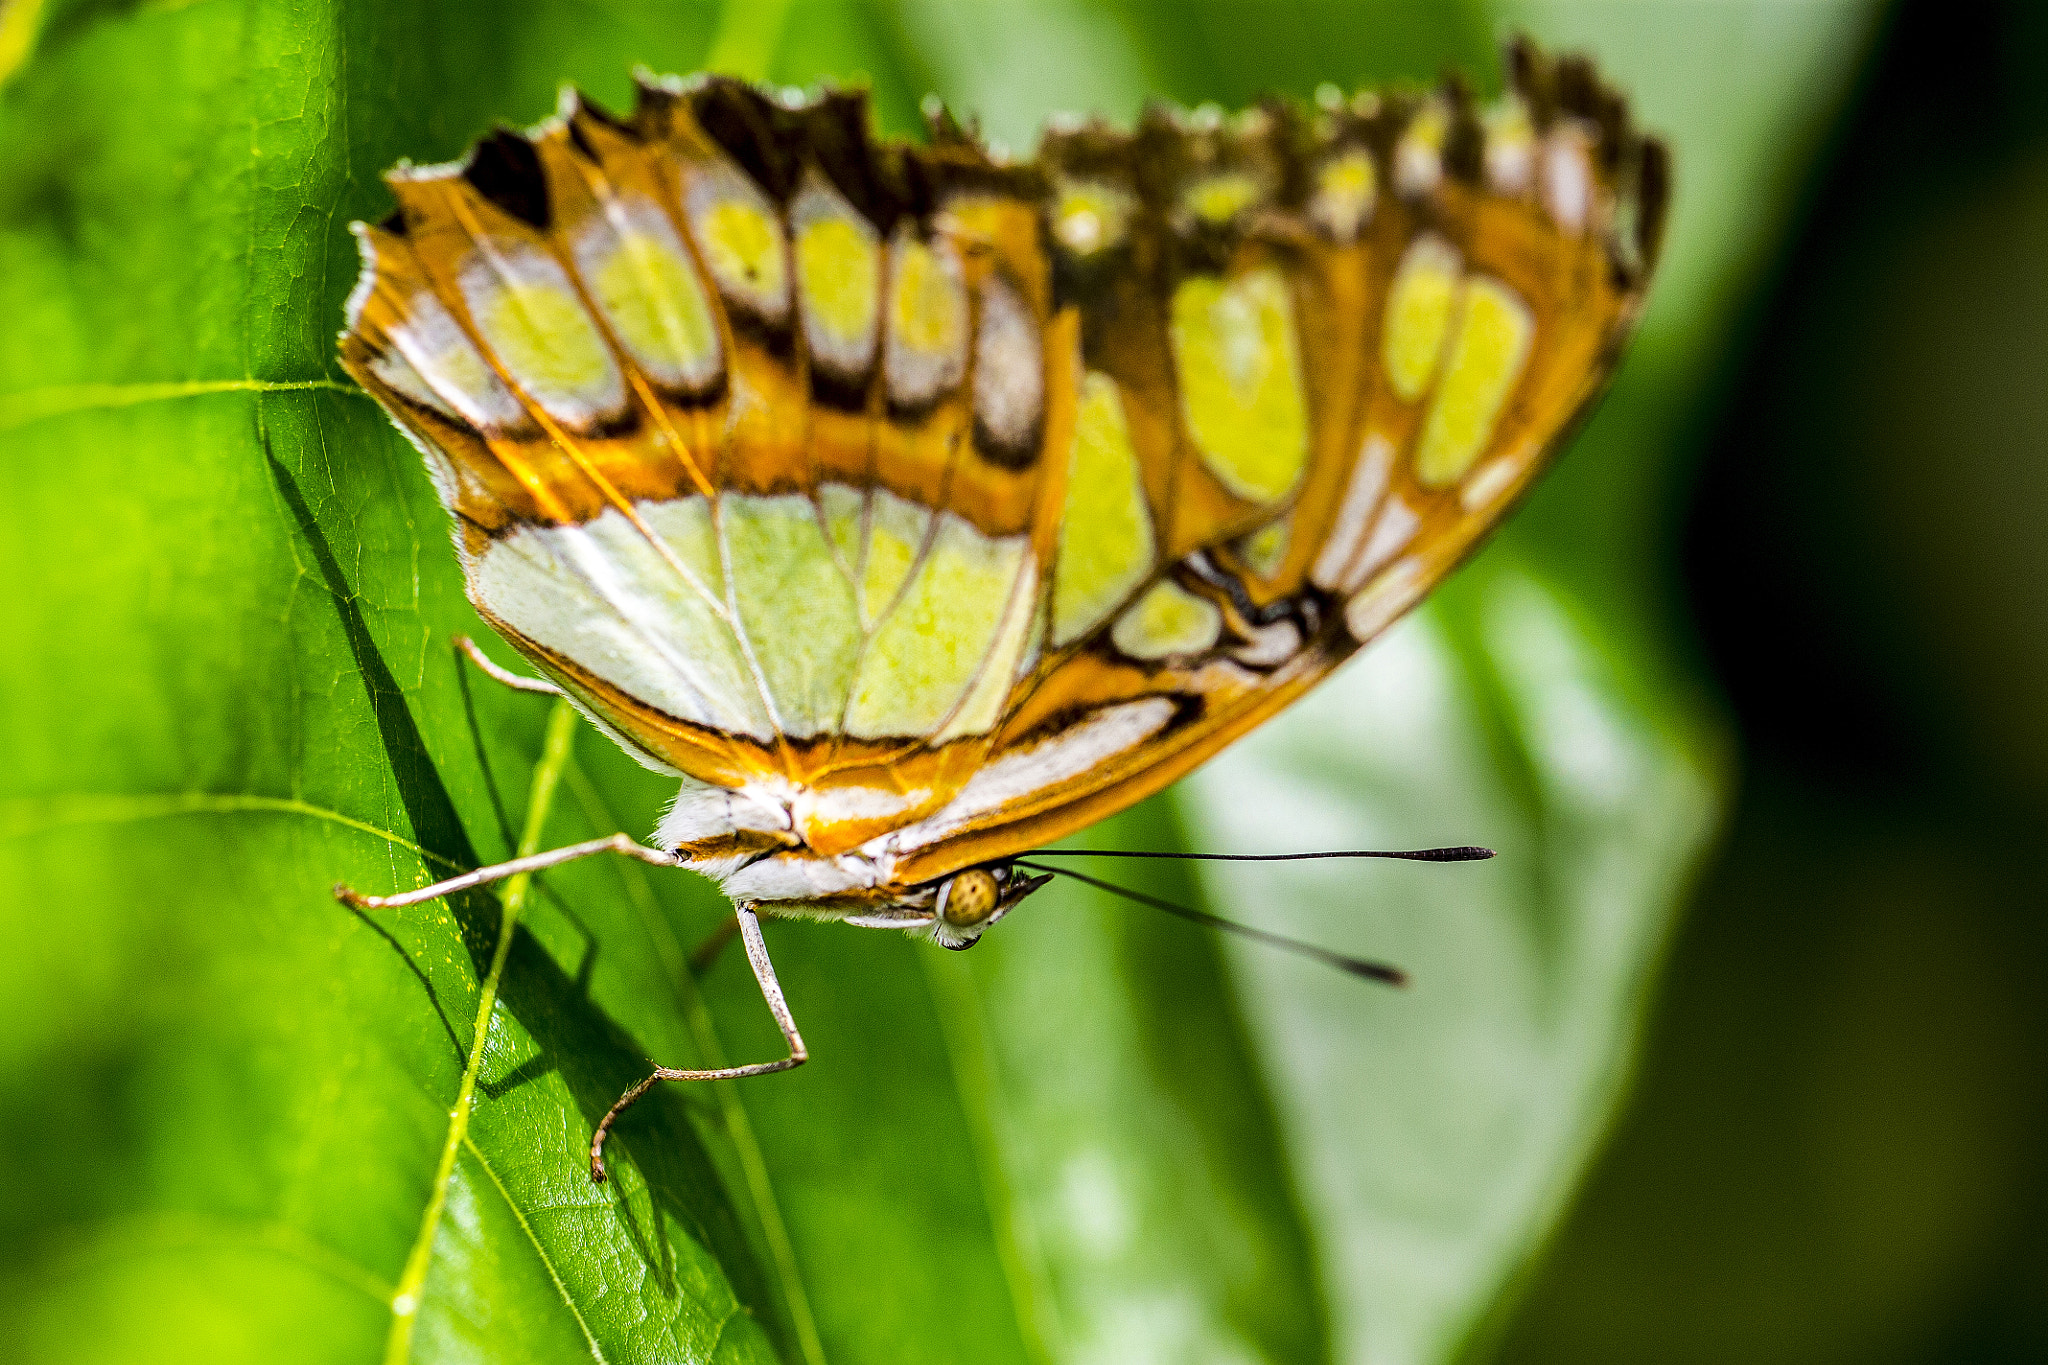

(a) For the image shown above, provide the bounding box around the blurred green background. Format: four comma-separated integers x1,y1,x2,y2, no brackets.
1,0,2042,1362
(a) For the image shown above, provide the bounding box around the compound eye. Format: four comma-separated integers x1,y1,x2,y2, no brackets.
938,869,1002,929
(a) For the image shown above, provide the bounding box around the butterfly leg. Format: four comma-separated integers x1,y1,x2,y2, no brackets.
456,633,563,695
333,833,679,909
589,904,806,1184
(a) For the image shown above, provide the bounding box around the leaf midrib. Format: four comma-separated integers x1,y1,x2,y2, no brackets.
383,698,579,1364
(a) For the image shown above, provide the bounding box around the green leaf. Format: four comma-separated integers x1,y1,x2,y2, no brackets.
0,2,1864,1362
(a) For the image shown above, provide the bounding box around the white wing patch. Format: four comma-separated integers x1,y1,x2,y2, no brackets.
471,502,773,738
478,488,1042,747
843,511,1032,740
885,698,1177,853
722,492,864,739
1311,431,1396,591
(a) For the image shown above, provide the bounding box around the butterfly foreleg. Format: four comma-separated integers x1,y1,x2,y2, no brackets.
588,904,807,1184
455,633,563,696
333,833,680,910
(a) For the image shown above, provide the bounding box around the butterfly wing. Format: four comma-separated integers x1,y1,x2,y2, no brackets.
340,80,1081,861
337,41,1664,898
877,41,1668,887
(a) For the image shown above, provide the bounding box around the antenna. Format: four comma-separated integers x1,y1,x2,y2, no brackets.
1021,846,1494,864
1012,859,1410,985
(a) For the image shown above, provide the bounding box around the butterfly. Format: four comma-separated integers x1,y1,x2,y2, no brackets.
334,35,1667,1181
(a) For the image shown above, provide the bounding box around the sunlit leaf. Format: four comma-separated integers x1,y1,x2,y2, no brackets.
0,1,1866,1361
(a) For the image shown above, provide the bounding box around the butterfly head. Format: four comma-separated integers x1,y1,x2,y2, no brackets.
928,864,1053,951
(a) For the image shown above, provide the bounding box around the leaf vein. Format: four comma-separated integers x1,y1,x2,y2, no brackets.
0,791,462,872
461,1134,609,1364
0,378,367,434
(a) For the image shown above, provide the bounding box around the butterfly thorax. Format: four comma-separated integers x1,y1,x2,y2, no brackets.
665,784,1050,947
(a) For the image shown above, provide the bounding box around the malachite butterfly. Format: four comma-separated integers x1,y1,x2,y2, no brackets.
335,36,1667,1180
